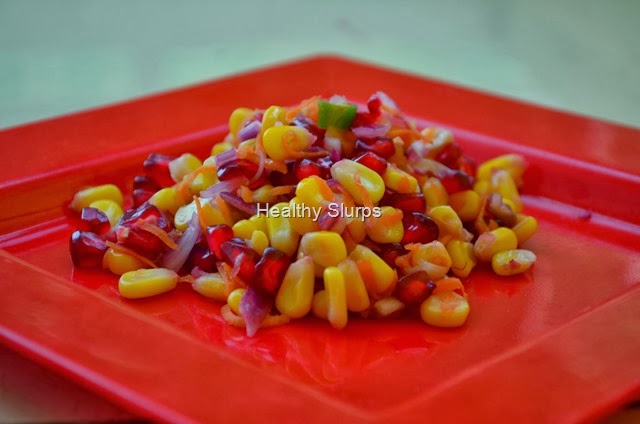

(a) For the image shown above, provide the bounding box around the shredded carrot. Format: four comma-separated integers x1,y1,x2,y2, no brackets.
177,165,217,201
353,173,373,209
433,277,466,297
269,185,295,196
377,209,403,226
475,196,491,234
178,275,196,284
136,221,179,250
356,259,377,296
264,159,288,173
387,128,420,142
285,95,321,121
395,251,413,270
215,196,233,224
218,262,246,295
280,130,329,159
334,184,356,209
105,241,158,269
220,305,290,329
193,196,208,234
239,186,254,203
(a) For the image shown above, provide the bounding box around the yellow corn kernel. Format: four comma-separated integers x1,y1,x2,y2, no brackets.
232,219,256,240
169,153,202,183
350,244,397,296
266,202,300,256
71,184,123,212
312,290,330,320
295,176,334,208
261,105,286,133
337,258,370,312
174,198,228,231
512,215,538,245
365,206,404,244
331,159,386,205
276,256,315,318
192,273,227,301
118,268,178,299
190,171,218,195
446,240,476,278
429,205,465,240
227,288,246,315
491,169,523,213
473,227,518,262
420,292,469,327
409,241,452,280
263,126,314,161
491,249,537,276
248,230,269,255
373,297,405,317
448,190,481,222
248,213,268,234
473,179,492,197
323,266,348,330
346,218,367,244
477,153,526,187
422,177,448,208
382,164,418,194
251,185,279,203
102,248,146,275
89,199,123,228
211,141,234,156
288,197,321,235
228,108,255,137
149,187,183,215
300,231,347,268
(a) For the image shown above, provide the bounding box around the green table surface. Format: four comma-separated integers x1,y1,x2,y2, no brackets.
0,0,638,422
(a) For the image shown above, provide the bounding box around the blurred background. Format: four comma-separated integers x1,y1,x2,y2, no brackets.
1,0,639,130
1,0,639,422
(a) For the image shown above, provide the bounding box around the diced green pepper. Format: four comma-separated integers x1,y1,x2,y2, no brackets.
317,100,357,130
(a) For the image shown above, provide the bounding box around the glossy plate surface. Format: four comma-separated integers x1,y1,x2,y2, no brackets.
1,55,639,423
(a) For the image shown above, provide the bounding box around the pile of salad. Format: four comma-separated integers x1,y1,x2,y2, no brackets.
69,92,537,336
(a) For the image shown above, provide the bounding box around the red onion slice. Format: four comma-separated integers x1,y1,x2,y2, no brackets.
162,214,199,271
238,120,261,142
200,176,248,199
352,123,391,139
239,286,272,337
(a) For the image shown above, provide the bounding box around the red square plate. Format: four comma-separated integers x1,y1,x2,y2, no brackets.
1,55,639,423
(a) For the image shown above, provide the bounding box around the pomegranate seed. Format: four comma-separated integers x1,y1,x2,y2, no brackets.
380,243,408,268
220,238,259,283
218,159,266,189
117,204,171,257
69,230,108,268
459,156,477,177
78,207,110,235
205,225,234,260
253,247,291,296
381,192,426,213
133,175,160,192
132,189,155,207
143,153,176,187
316,156,333,179
355,137,395,159
438,169,473,194
294,159,322,181
401,212,439,244
435,143,463,169
185,246,217,273
394,271,435,306
219,192,258,216
351,111,376,127
367,94,382,118
270,161,297,186
353,152,388,175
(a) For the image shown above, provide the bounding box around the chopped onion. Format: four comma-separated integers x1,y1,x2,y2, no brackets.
352,123,391,139
200,176,248,199
239,286,272,337
238,120,261,142
162,214,198,271
215,148,238,168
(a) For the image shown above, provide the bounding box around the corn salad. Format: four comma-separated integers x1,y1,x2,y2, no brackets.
69,92,538,336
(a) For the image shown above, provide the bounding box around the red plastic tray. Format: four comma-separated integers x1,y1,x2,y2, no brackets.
1,55,639,423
